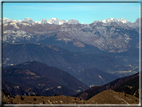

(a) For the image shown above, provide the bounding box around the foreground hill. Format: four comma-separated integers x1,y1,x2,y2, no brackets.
75,72,139,100
2,66,76,96
5,61,89,93
2,89,139,104
113,73,139,97
87,90,139,104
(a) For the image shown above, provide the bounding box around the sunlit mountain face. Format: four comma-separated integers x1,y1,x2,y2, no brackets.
2,17,139,53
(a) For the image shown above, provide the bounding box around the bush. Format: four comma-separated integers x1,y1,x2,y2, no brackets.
33,98,36,101
2,89,5,93
20,96,24,100
124,93,126,97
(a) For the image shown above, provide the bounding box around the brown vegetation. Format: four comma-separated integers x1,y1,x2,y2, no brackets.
87,90,139,104
3,90,139,104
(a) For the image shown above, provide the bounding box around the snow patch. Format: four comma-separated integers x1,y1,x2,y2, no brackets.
57,86,61,89
9,22,19,29
52,18,57,20
19,23,31,26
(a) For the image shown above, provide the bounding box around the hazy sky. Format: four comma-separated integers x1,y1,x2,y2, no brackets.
3,2,140,24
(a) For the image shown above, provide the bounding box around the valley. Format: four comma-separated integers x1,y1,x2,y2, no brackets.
3,43,129,87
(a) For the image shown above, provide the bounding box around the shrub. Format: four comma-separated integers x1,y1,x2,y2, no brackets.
33,98,36,101
20,96,24,100
36,94,40,96
124,93,126,97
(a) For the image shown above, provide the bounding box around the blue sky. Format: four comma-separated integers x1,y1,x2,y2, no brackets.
3,2,140,24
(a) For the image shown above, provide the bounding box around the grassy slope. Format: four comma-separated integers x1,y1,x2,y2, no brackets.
2,90,139,104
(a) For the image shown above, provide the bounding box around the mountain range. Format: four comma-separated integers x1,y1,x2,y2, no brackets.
1,17,140,25
1,17,80,25
2,17,140,102
2,17,139,53
2,17,139,77
3,43,130,86
2,61,89,96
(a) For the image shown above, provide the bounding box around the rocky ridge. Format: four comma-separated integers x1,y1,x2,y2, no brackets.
2,17,140,53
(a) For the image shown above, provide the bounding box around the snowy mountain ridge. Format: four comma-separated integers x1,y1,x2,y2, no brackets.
100,18,128,23
1,17,137,25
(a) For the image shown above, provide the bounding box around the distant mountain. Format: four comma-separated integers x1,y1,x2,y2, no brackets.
41,18,47,24
3,67,75,96
100,18,128,23
2,17,139,86
2,17,139,25
2,17,139,75
74,72,139,100
1,18,139,77
3,43,130,81
2,18,139,74
1,17,80,25
1,17,140,105
2,17,139,53
9,61,89,93
2,23,105,54
10,61,118,87
23,18,35,24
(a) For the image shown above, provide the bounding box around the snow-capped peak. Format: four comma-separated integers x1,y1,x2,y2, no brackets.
3,17,13,23
24,18,32,21
35,21,41,24
108,18,117,22
41,18,47,24
4,17,8,20
118,18,127,23
2,17,81,25
51,18,58,20
67,19,79,24
47,18,67,25
23,18,35,23
101,18,128,23
2,17,130,25
101,19,107,23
